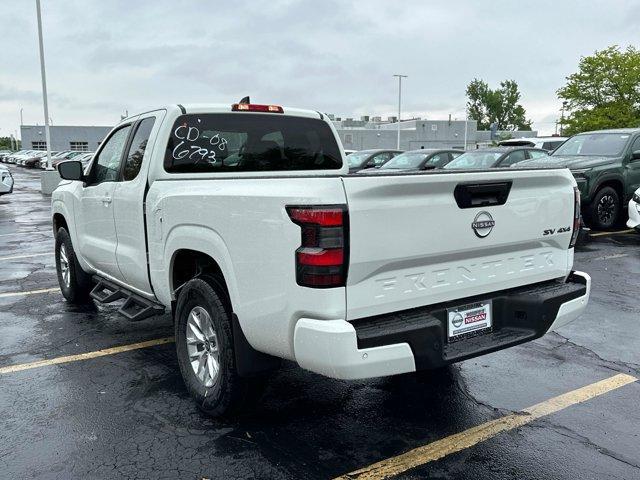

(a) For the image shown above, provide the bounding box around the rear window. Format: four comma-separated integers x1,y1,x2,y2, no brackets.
164,113,342,173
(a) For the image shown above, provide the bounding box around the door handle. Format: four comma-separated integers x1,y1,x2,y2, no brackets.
102,195,112,206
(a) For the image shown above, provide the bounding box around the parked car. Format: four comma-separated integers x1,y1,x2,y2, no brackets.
5,150,36,164
0,164,13,195
39,151,84,169
52,102,589,417
627,188,640,232
499,137,568,151
346,149,403,172
21,151,50,168
514,129,640,230
0,150,17,162
377,149,462,171
444,147,549,170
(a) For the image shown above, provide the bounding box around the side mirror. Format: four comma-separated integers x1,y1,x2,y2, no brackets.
421,164,436,170
58,160,84,181
632,150,640,160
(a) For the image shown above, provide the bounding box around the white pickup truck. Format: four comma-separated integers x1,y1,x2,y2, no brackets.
52,102,591,417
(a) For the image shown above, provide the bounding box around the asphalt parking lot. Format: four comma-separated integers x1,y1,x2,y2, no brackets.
1,166,639,480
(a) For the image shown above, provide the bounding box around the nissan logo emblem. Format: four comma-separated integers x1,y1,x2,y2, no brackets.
472,211,495,238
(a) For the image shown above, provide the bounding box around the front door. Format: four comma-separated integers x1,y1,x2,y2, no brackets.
76,124,132,280
113,112,164,294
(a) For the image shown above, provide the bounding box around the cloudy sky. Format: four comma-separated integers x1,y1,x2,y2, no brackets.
1,0,638,138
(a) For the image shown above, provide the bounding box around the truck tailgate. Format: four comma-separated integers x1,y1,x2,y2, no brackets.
342,169,577,320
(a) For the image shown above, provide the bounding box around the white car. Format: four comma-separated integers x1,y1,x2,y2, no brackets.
52,102,591,417
0,165,13,195
627,189,640,232
499,137,568,151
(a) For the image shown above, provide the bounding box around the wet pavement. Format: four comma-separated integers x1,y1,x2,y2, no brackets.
1,166,639,480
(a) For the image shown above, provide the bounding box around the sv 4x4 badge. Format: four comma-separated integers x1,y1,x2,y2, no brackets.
543,226,571,236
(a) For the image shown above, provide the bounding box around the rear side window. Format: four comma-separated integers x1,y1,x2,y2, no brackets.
500,150,527,166
528,150,548,159
164,113,342,173
542,141,562,151
123,117,155,181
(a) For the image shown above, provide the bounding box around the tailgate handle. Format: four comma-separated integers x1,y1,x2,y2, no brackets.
454,181,512,209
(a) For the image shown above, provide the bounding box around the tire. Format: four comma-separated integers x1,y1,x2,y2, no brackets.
588,186,620,230
174,278,265,417
55,227,93,303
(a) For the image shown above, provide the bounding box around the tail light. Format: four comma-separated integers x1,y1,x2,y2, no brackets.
231,103,284,113
287,205,348,288
569,186,581,248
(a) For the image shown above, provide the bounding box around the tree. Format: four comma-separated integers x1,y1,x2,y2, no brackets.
466,79,532,131
558,45,640,135
0,137,19,150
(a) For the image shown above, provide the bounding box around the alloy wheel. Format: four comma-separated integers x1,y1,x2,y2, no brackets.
597,194,616,225
59,244,71,288
186,306,220,388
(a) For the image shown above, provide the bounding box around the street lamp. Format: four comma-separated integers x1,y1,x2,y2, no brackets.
393,74,407,149
560,101,568,137
35,0,53,170
463,115,468,151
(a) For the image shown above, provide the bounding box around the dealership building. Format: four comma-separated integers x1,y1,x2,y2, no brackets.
20,125,112,152
19,116,537,153
332,116,537,151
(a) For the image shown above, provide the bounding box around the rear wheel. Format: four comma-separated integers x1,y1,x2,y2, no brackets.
174,278,265,417
55,227,92,303
588,186,620,230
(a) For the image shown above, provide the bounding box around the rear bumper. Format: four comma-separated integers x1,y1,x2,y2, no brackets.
293,271,590,380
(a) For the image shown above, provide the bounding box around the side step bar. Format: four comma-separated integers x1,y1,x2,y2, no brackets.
90,276,165,321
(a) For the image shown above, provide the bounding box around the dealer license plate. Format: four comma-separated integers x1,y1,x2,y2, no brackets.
447,301,492,341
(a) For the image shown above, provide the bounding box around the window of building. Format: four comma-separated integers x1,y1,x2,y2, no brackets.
344,134,353,144
70,141,89,151
32,141,47,150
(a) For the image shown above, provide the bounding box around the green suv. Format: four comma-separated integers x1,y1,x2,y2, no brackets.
517,129,640,230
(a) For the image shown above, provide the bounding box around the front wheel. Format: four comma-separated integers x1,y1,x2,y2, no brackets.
55,227,93,303
174,278,265,417
588,186,620,230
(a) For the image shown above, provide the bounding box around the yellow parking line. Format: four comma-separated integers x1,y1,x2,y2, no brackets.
0,337,175,375
589,229,635,237
335,373,637,480
0,287,59,298
0,252,52,261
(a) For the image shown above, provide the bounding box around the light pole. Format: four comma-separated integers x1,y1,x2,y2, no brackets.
559,101,567,137
20,108,23,126
463,117,468,151
35,0,53,170
393,74,407,149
